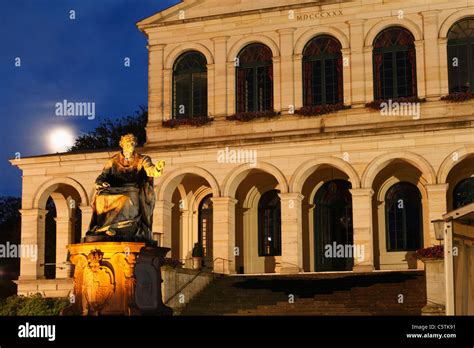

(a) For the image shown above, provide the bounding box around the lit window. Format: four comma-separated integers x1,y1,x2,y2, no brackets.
173,51,208,118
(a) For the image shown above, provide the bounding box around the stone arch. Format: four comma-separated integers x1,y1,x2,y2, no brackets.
227,34,280,62
290,156,361,193
222,162,289,198
364,18,423,47
439,9,474,39
361,151,436,189
164,42,214,70
294,26,350,54
33,177,89,209
156,166,220,202
191,186,213,212
437,145,474,184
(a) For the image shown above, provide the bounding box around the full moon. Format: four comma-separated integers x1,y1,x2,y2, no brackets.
48,127,75,153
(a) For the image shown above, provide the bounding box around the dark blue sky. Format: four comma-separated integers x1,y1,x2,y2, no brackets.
0,0,180,197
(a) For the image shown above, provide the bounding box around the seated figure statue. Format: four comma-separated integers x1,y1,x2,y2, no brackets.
85,134,165,244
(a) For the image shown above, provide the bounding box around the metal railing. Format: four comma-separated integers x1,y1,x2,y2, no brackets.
163,257,233,305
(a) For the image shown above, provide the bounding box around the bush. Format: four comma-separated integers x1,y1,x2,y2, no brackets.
0,294,69,316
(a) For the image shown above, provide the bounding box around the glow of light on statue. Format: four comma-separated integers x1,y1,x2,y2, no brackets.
48,127,75,153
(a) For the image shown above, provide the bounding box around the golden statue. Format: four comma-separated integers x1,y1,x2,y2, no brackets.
85,134,165,244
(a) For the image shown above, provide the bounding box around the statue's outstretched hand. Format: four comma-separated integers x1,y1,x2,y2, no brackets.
156,160,165,171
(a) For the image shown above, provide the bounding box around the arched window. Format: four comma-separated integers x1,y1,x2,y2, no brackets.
258,190,281,256
303,36,343,106
173,51,208,118
236,44,273,113
453,178,474,209
385,182,423,252
373,27,417,100
447,18,474,93
198,195,213,259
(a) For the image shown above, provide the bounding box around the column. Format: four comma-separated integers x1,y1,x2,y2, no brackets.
148,44,166,124
212,36,229,119
19,208,47,280
422,11,442,99
350,188,375,272
293,54,303,109
273,56,282,112
162,68,173,121
279,193,303,274
212,197,237,274
226,61,235,115
278,28,296,114
181,210,193,266
363,46,374,103
438,38,449,96
341,48,352,106
55,216,72,279
348,20,365,107
79,204,93,239
426,184,448,245
207,63,215,118
415,40,427,99
153,200,174,249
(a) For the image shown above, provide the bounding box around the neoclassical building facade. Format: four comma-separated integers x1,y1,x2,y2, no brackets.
11,0,474,295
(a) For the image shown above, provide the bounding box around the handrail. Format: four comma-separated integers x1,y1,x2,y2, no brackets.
163,257,233,305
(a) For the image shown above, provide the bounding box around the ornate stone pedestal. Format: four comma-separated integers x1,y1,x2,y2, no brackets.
61,242,171,316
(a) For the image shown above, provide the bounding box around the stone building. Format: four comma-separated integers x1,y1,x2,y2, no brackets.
11,0,474,296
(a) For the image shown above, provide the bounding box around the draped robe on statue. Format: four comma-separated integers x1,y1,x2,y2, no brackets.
88,152,163,242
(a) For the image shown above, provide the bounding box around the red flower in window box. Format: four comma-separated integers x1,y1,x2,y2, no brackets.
414,245,444,260
162,117,213,128
441,91,474,103
295,103,349,117
365,97,426,110
226,110,279,122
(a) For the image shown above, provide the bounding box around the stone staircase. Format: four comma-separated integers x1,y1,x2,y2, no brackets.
180,271,426,316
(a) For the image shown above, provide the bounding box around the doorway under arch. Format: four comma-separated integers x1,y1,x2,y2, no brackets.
313,179,353,271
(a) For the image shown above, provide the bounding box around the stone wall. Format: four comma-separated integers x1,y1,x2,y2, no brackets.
161,266,214,311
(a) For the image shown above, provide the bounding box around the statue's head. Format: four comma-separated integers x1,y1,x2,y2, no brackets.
119,134,137,157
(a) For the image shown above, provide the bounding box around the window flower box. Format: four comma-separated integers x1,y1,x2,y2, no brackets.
226,110,279,122
365,97,426,110
440,91,474,103
162,117,213,128
294,103,349,117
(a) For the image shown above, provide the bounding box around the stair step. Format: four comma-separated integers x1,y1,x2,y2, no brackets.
180,272,426,316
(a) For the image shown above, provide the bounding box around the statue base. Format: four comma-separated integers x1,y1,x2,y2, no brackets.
61,242,171,316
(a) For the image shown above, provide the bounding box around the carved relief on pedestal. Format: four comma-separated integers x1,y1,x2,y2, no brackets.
81,249,115,315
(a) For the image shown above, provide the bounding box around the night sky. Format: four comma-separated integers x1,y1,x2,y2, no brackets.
0,0,180,197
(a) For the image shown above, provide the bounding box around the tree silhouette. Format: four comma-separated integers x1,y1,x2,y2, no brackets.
68,106,148,152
